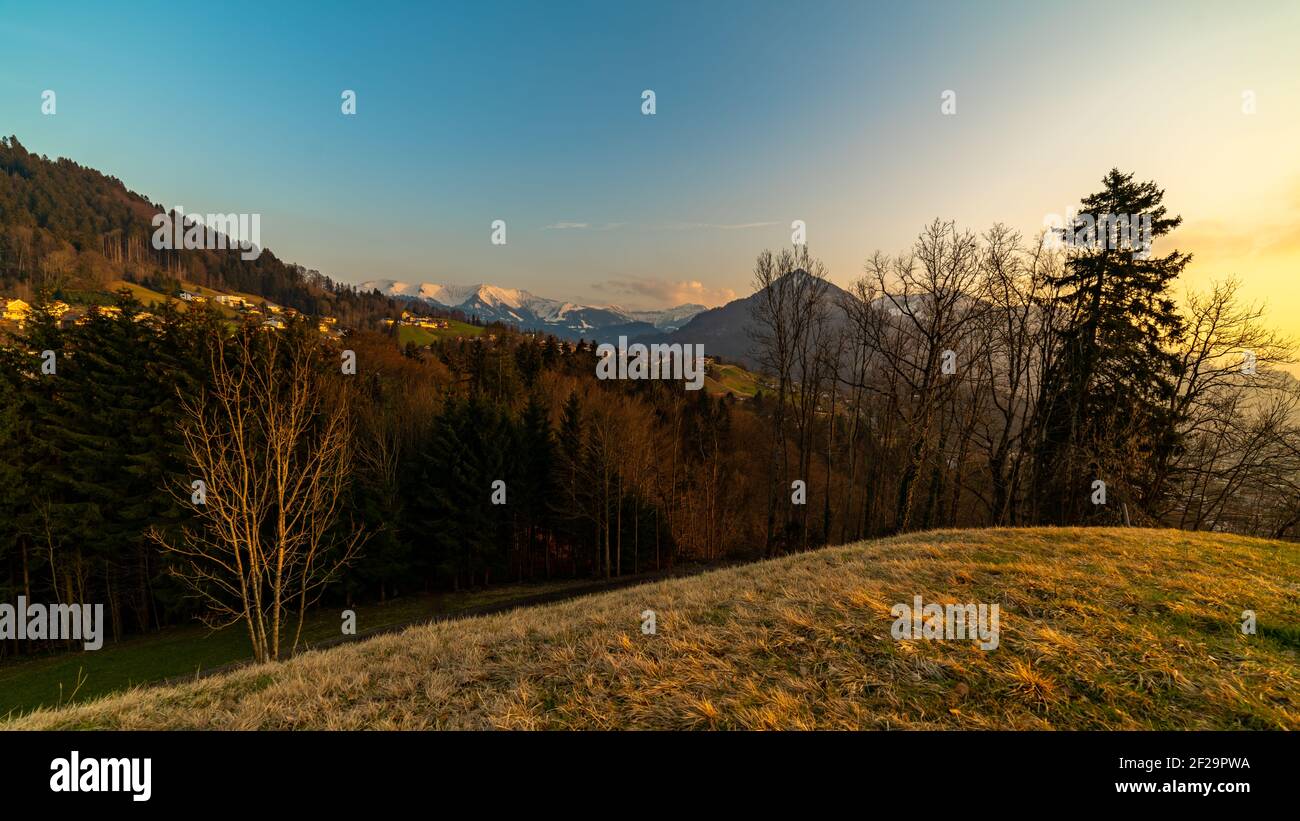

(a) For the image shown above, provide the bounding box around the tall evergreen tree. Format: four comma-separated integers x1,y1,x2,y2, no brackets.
552,390,586,574
515,392,555,577
1033,169,1189,522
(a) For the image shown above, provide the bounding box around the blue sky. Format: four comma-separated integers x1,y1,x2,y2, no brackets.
2,0,1298,313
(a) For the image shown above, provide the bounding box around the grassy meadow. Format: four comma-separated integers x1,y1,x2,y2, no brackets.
705,361,765,398
0,578,602,719
397,319,484,346
7,527,1298,730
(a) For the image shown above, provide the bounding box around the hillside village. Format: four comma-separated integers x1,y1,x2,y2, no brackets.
383,310,451,331
2,287,345,339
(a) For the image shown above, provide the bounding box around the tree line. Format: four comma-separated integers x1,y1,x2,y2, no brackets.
751,169,1299,551
0,298,761,659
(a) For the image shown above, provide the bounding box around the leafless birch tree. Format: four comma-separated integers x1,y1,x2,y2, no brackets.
150,328,364,662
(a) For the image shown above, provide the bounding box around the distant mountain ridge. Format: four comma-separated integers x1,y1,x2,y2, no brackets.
359,279,706,341
660,272,854,367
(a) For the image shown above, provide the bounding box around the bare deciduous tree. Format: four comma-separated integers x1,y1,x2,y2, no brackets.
749,245,830,552
150,328,364,662
850,220,988,531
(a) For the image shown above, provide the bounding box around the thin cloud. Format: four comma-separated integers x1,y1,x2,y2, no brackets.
656,221,779,231
544,221,625,231
593,277,736,308
1175,214,1300,260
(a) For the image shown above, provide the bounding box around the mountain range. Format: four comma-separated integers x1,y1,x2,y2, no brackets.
359,279,706,341
360,276,855,367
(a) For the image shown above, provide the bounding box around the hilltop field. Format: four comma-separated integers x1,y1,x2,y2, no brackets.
7,528,1298,730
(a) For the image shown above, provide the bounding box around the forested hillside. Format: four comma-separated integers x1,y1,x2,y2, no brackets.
0,301,758,659
0,136,399,326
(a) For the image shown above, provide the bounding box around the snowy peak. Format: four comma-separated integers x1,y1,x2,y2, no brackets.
369,281,529,309
469,284,529,310
628,304,709,332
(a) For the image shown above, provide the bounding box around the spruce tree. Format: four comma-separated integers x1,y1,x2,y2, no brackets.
552,390,586,574
1034,169,1189,522
516,392,554,576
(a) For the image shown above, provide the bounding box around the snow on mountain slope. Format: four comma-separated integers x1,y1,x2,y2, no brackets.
358,279,706,340
629,304,709,332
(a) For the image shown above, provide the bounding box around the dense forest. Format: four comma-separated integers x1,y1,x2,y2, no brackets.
0,303,753,658
3,145,1299,662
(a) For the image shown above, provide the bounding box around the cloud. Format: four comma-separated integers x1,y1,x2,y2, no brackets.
593,277,736,308
545,220,771,233
656,221,779,231
544,221,625,231
1174,176,1300,262
1174,215,1300,261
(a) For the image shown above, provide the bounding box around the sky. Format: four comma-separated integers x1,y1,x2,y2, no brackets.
1,0,1298,324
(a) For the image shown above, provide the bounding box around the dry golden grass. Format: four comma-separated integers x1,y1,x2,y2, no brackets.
7,527,1299,730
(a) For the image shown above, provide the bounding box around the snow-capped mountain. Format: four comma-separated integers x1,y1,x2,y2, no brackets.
627,304,709,332
358,280,705,340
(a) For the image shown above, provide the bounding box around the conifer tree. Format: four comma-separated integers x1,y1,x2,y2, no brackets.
1033,170,1189,522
